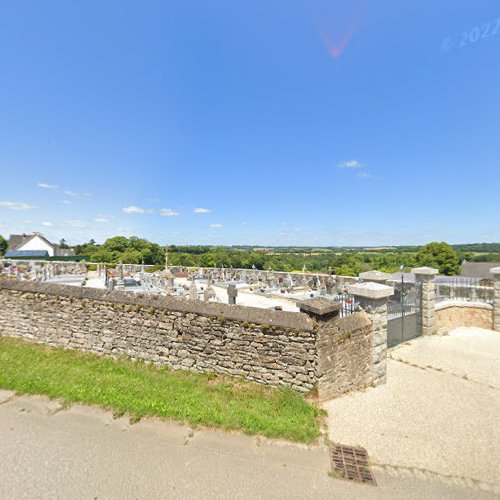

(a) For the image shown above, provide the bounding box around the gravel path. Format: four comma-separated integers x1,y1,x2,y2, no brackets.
323,327,500,495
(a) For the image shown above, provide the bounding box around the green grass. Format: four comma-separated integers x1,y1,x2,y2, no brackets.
0,336,322,443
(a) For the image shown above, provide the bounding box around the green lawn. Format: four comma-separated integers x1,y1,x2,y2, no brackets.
0,336,322,443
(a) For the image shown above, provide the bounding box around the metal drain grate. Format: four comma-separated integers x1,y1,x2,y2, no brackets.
330,444,376,486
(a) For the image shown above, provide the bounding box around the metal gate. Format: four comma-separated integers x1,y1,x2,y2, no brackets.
387,277,422,348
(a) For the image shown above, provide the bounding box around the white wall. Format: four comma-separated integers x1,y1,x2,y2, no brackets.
18,236,55,256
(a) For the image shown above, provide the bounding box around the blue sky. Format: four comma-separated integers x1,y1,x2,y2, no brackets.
1,0,499,246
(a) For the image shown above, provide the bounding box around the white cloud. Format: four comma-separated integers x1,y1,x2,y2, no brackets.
0,201,37,211
209,223,223,228
42,221,53,227
357,172,373,179
338,159,363,169
37,182,58,189
194,208,211,214
122,205,153,214
60,200,71,205
94,215,113,223
65,220,88,228
63,190,92,197
160,208,180,217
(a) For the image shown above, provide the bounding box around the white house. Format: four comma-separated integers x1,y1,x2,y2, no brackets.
5,233,75,258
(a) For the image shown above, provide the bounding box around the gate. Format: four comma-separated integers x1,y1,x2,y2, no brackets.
387,276,422,348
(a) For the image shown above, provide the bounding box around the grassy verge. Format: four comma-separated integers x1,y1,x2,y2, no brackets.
0,336,322,443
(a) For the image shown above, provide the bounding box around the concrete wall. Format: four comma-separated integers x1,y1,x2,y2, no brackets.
435,284,494,304
315,312,373,401
435,301,493,334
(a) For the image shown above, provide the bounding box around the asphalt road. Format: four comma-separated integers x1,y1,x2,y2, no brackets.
0,390,495,500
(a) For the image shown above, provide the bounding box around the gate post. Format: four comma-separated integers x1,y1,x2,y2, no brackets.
490,267,500,332
348,282,394,386
412,267,438,336
359,270,391,285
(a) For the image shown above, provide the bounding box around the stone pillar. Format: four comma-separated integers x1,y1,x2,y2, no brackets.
227,284,238,305
348,282,394,386
490,267,500,332
359,270,391,286
412,267,438,336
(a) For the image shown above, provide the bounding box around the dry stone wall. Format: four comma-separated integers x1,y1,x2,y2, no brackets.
315,311,373,401
0,279,317,392
0,279,378,396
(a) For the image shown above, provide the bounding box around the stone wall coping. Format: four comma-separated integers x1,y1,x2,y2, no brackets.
297,297,341,316
412,266,439,276
489,266,500,276
348,282,394,299
359,270,391,281
0,279,314,332
435,300,493,311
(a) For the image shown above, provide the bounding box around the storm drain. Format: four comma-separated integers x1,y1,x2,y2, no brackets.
330,444,376,486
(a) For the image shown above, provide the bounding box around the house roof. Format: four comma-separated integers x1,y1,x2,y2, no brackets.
388,272,416,283
7,233,76,258
7,234,28,251
460,262,500,279
7,233,56,252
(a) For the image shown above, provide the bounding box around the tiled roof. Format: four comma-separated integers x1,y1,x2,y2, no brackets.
7,234,27,251
460,262,500,279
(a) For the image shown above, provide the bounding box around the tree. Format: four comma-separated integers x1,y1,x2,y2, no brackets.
59,238,69,249
120,249,143,264
103,236,130,254
0,234,7,256
415,242,460,276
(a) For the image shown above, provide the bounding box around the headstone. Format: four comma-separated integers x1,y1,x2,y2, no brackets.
204,283,216,302
189,281,198,300
326,275,335,295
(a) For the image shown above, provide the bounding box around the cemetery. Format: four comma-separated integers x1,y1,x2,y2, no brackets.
0,255,359,315
2,251,499,400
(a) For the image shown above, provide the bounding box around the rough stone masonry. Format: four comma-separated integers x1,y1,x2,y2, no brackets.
0,279,376,398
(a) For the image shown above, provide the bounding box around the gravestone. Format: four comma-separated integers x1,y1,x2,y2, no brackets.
189,281,198,300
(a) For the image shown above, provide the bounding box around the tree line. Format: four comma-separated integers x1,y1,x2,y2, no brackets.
72,238,463,276
2,233,498,276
